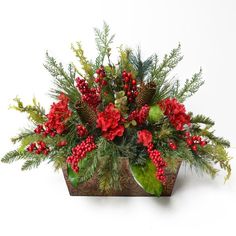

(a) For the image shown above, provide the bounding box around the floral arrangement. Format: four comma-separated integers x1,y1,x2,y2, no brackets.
1,23,231,196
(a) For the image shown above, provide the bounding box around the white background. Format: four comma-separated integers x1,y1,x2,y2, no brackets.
0,0,235,235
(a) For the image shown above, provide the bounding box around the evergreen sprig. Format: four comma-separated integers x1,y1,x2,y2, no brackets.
176,69,204,102
44,52,80,105
10,97,46,124
97,138,121,192
129,48,153,81
71,42,94,79
191,114,215,126
1,150,26,163
151,44,183,82
94,22,115,66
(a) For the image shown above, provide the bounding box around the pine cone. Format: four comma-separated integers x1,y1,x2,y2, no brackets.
136,82,156,107
75,100,97,128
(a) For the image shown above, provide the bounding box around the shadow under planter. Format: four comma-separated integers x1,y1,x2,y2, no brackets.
62,159,182,196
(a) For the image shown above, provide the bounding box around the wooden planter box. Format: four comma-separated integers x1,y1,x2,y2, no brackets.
62,159,182,196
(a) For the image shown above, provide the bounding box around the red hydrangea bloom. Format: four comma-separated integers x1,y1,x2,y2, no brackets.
159,98,190,131
128,104,150,125
44,93,72,135
97,103,125,141
137,130,153,147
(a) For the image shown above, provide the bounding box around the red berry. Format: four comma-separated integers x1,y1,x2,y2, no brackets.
200,141,207,147
102,80,107,86
125,77,129,82
191,145,198,151
186,138,193,146
132,80,136,85
185,132,190,137
95,78,100,83
124,84,129,90
122,71,127,78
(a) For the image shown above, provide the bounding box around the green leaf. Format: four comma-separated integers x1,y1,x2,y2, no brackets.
131,160,163,196
67,165,80,188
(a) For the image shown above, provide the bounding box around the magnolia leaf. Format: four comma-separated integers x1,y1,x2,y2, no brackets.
131,160,163,196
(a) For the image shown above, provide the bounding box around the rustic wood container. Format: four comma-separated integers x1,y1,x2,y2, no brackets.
62,159,182,197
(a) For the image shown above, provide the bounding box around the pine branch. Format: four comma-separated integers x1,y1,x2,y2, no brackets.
191,114,215,126
176,69,204,102
77,151,98,183
94,22,115,66
44,52,80,105
21,154,48,171
97,138,121,192
11,129,35,144
1,150,26,163
129,48,153,81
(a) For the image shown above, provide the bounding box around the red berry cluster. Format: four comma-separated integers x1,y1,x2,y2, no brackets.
128,104,150,125
159,98,191,131
66,136,97,173
27,141,49,155
76,77,100,109
95,66,108,89
147,143,167,184
77,125,88,137
168,141,177,150
57,140,67,147
122,70,138,103
34,94,71,137
185,132,207,152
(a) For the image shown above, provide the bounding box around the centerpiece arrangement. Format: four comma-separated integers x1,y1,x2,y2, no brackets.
1,23,231,196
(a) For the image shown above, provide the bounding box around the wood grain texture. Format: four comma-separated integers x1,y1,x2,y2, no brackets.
62,159,182,197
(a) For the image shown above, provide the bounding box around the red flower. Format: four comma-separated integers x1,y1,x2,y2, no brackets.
159,98,190,131
45,93,71,135
137,130,153,147
128,104,150,125
97,103,125,141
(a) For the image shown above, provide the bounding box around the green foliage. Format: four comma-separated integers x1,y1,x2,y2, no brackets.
151,44,183,82
118,47,135,73
175,69,204,102
10,97,46,124
11,129,35,144
131,159,163,196
150,45,181,103
191,114,215,126
1,150,26,163
44,52,80,105
94,22,115,66
129,48,153,81
1,150,49,171
71,42,94,79
202,144,231,181
191,124,230,148
21,155,48,171
96,138,121,193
